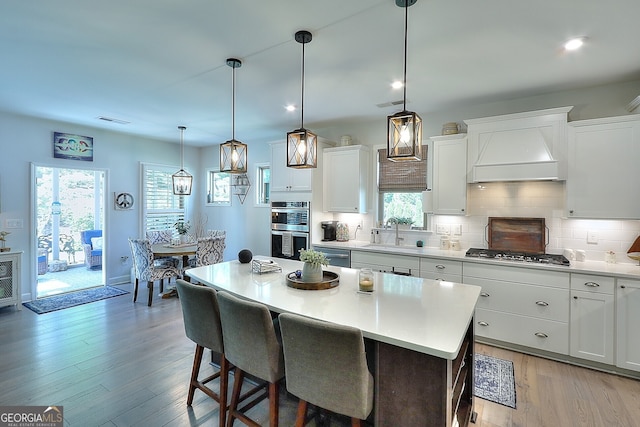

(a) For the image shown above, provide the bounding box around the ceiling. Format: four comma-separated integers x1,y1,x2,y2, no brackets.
2,0,640,147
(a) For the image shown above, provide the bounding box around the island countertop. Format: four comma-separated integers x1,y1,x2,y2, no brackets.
186,257,481,360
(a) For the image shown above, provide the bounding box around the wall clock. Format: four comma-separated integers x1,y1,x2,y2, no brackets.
114,192,134,210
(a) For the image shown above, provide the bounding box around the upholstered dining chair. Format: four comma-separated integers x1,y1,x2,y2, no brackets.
207,229,226,239
128,238,180,306
216,291,285,427
279,312,374,427
190,235,226,268
175,279,229,427
146,229,180,269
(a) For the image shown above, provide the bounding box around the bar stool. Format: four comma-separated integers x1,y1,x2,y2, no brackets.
175,279,229,427
279,312,374,427
216,291,285,427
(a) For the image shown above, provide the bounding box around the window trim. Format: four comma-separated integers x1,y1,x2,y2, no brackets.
140,162,186,236
206,168,232,206
254,162,270,207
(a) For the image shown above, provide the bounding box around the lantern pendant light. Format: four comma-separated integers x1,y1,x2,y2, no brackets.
220,58,248,173
172,125,193,195
287,30,318,169
387,0,422,162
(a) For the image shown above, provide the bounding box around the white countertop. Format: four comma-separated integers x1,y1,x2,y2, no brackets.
186,257,481,360
312,240,640,279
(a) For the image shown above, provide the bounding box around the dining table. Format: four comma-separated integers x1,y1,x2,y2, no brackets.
186,256,481,427
151,242,196,297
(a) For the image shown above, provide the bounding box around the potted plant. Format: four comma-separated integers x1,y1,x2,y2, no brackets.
387,217,414,230
174,221,191,244
0,230,10,252
298,248,328,282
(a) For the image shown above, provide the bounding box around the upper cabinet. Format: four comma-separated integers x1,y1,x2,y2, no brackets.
567,115,640,219
270,141,313,192
465,107,573,183
323,145,370,213
431,134,467,215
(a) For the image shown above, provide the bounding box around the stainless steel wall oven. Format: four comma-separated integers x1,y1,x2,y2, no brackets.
271,201,310,260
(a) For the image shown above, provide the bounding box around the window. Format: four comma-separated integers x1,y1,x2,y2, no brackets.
377,147,428,228
207,169,231,206
255,163,270,206
141,163,185,234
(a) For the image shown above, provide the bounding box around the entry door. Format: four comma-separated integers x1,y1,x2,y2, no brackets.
32,165,106,298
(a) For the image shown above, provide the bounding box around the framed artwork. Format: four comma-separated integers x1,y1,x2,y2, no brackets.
53,132,94,161
114,192,134,210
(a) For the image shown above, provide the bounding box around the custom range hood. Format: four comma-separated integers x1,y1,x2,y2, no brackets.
465,106,573,182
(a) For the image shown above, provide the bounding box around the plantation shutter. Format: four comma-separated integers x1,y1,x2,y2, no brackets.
378,146,428,191
141,163,185,235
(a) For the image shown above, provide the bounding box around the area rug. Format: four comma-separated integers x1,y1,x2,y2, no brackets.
23,286,129,314
474,353,516,409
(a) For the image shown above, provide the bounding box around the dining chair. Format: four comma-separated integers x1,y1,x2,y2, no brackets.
279,312,374,427
207,229,226,239
216,291,285,427
128,238,180,306
191,235,226,268
175,279,229,427
146,229,180,269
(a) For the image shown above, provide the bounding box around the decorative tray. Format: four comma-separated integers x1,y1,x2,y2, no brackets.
286,271,339,290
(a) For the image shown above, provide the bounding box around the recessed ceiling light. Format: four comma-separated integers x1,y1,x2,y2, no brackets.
285,104,296,112
564,37,586,51
391,80,403,89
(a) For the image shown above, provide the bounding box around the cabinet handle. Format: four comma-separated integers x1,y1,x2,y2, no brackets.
480,292,490,297
534,332,548,338
477,321,489,327
435,264,446,270
584,281,600,287
436,278,445,281
621,285,626,289
535,301,549,306
573,296,578,299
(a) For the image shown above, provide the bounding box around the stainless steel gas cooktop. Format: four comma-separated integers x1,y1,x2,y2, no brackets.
465,248,570,266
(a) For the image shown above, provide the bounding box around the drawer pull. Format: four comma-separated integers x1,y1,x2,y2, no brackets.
535,301,549,306
621,285,626,289
480,292,490,297
534,332,548,338
435,278,444,281
478,321,489,327
435,264,446,270
584,281,600,288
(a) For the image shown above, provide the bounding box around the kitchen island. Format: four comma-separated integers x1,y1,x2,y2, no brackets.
187,257,481,427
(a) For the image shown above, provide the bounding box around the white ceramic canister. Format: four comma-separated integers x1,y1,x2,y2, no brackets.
450,239,461,251
440,236,450,250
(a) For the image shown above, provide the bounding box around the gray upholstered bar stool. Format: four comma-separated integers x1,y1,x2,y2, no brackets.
175,279,229,427
279,312,374,427
216,291,285,427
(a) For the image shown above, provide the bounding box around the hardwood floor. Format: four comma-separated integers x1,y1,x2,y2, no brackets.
1,282,639,426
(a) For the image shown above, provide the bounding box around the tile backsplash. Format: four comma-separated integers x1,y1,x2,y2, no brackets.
426,181,640,264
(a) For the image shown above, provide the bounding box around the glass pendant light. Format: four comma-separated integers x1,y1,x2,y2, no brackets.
220,58,248,173
387,0,422,162
287,30,318,169
172,125,193,195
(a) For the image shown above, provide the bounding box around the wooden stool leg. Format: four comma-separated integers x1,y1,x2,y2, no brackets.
147,281,154,306
269,382,279,427
295,400,307,427
351,418,362,427
187,345,204,405
219,355,229,427
226,368,245,427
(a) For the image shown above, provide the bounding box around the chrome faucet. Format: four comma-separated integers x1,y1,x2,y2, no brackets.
395,223,404,246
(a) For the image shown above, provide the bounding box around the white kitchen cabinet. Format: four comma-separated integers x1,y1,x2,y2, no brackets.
616,278,640,372
0,251,22,310
270,141,313,192
567,115,640,219
569,274,615,364
323,145,369,213
351,250,419,276
465,262,570,355
419,257,462,282
430,134,467,215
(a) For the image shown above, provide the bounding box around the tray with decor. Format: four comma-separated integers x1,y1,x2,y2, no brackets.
286,270,339,290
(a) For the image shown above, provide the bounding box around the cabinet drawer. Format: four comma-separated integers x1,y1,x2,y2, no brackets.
464,262,569,289
420,258,463,276
470,277,569,322
351,251,419,271
420,272,462,283
570,274,614,294
475,308,569,355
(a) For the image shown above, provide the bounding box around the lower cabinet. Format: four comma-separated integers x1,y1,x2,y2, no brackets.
351,250,419,276
0,252,22,310
569,274,615,364
465,262,570,355
616,278,640,372
419,258,462,283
